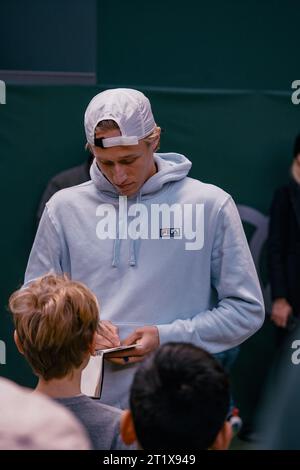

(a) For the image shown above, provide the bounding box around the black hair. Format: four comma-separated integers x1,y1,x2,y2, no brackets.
130,342,230,449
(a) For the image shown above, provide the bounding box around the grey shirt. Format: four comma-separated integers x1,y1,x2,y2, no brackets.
55,395,127,450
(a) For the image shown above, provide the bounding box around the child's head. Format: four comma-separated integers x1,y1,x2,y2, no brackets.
9,274,99,380
121,342,232,450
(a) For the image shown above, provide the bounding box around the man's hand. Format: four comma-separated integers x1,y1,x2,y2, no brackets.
105,325,160,365
91,320,120,354
271,298,293,328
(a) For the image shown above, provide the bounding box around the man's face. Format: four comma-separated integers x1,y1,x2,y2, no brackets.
92,128,157,197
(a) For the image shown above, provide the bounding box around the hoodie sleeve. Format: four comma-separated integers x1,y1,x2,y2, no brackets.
157,196,265,353
24,205,63,285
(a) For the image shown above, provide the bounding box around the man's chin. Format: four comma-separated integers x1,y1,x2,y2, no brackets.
117,185,139,197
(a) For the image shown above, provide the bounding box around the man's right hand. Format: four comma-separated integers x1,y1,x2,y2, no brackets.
271,298,293,328
91,320,120,354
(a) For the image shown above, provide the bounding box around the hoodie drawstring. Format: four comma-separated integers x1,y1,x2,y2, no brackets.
91,154,192,268
112,193,141,267
112,195,125,267
112,223,120,268
128,192,141,266
129,192,141,267
129,241,136,266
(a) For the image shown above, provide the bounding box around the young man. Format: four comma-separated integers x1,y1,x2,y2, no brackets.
121,342,233,450
9,274,129,450
24,88,264,408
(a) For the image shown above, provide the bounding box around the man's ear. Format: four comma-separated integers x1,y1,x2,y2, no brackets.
151,138,159,152
150,128,161,152
211,421,233,450
120,409,137,446
14,330,24,355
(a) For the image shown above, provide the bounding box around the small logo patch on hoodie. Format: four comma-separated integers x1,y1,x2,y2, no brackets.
160,228,181,238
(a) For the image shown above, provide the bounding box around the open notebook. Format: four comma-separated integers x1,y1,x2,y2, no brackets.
81,344,137,398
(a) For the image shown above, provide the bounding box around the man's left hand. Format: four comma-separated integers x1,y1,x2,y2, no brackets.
105,325,160,365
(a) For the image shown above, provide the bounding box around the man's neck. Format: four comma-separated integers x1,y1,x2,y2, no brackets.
35,369,82,399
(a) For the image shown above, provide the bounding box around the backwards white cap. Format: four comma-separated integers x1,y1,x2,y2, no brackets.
84,88,156,148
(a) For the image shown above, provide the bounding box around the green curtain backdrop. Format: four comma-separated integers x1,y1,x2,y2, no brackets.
0,85,299,422
0,0,97,73
98,0,300,90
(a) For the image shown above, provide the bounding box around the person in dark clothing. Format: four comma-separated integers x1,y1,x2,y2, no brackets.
37,154,93,222
268,133,300,333
257,322,300,449
120,342,233,450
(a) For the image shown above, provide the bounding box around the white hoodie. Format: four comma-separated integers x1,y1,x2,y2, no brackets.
25,153,264,408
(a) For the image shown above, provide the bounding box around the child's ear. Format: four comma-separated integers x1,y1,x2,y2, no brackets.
120,409,137,446
14,330,24,355
211,421,233,450
88,331,97,355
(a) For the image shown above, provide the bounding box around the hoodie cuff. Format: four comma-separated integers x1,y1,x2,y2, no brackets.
156,323,183,345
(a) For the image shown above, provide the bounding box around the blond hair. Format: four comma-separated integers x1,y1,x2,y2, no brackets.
9,274,99,380
143,125,161,151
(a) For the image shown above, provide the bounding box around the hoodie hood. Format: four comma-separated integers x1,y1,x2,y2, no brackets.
90,152,192,199
89,152,192,268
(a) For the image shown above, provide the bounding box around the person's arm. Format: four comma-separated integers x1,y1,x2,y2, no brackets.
154,197,265,352
155,197,265,353
268,188,292,327
270,298,292,328
36,179,62,224
108,197,265,365
25,205,63,285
